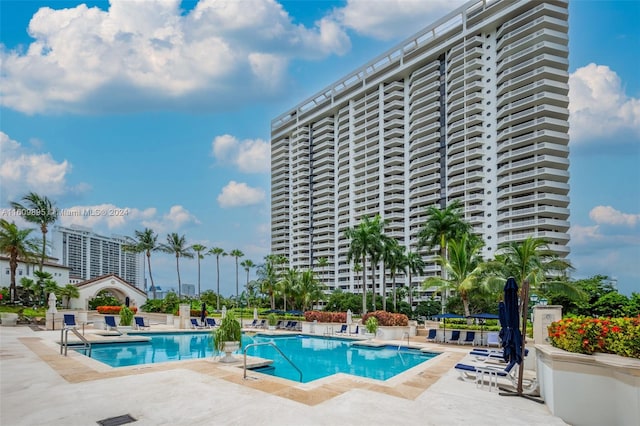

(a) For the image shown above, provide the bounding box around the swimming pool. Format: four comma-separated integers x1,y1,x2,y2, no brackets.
79,332,440,383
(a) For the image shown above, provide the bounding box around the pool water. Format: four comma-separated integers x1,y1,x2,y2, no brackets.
79,333,439,383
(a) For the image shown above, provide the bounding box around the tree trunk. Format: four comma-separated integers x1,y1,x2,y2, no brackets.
39,226,47,273
9,254,17,302
371,261,376,311
361,255,367,315
176,255,182,298
382,261,387,312
147,251,156,298
216,257,221,311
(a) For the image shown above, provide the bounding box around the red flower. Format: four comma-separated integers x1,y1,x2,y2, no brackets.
612,326,621,333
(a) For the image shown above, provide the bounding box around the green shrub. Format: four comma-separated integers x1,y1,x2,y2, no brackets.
267,313,278,326
119,305,134,326
214,312,242,352
365,316,379,334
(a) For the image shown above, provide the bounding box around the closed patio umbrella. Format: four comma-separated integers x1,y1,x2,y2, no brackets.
501,277,522,366
200,303,206,324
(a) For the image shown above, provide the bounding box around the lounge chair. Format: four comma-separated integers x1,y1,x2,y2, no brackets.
470,347,529,362
134,316,149,330
246,319,259,328
448,330,461,344
257,319,267,329
425,328,437,342
63,314,77,329
487,332,500,347
455,360,537,392
104,315,118,330
190,318,206,329
349,325,359,336
276,320,287,329
205,318,217,328
461,331,476,345
286,321,298,330
335,324,348,335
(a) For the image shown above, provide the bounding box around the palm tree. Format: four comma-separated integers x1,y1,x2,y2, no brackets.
191,243,208,296
159,233,194,298
417,201,470,309
316,256,329,284
380,236,400,312
489,237,580,302
208,247,227,310
386,242,406,312
0,220,38,302
123,228,159,297
404,250,425,310
258,255,279,309
345,215,382,315
240,258,256,298
297,269,323,311
228,249,244,307
424,233,485,320
59,284,80,309
10,192,59,273
278,268,299,311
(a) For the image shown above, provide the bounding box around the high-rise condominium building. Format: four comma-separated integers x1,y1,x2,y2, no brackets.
51,225,143,289
271,0,570,303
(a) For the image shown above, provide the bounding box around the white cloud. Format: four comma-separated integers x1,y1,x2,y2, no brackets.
58,204,156,230
569,64,640,142
331,0,466,40
589,205,640,227
0,131,89,204
0,0,350,114
141,205,200,234
217,181,265,208
211,134,270,173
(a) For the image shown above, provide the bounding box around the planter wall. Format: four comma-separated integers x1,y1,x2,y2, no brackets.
0,312,18,326
536,344,640,426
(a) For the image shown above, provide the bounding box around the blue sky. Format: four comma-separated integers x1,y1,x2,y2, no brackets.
1,0,638,297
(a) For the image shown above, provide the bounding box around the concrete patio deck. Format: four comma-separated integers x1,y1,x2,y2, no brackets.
0,325,568,426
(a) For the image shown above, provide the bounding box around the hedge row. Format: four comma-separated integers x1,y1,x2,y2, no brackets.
96,306,138,315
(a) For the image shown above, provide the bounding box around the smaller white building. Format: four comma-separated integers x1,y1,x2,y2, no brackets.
0,256,71,287
71,273,147,311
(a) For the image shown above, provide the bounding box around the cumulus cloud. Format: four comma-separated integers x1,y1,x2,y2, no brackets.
589,205,640,227
141,205,201,234
217,181,265,208
0,131,89,204
569,64,640,143
211,134,270,173
331,0,465,40
0,0,350,114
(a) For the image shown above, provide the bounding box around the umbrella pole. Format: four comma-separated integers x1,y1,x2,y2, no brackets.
499,280,544,403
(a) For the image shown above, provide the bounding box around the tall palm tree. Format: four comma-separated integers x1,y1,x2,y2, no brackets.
228,249,244,306
240,258,256,298
258,255,279,309
316,256,328,284
0,220,38,302
208,247,227,310
123,228,159,297
297,269,323,311
386,242,406,312
417,201,470,309
404,250,425,310
159,233,193,298
59,284,80,309
10,192,58,273
380,236,399,312
191,243,208,296
345,215,382,315
424,233,485,320
278,268,299,311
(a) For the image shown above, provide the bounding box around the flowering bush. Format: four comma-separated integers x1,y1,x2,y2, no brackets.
304,311,347,323
548,316,640,358
362,311,409,327
96,305,138,315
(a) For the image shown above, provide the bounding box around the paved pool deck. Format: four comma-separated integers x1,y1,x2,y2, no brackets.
0,325,568,426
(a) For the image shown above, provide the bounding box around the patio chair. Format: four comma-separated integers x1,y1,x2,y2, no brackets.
246,319,259,328
104,316,122,334
134,316,149,330
63,314,77,329
448,330,461,344
276,320,287,329
190,318,206,329
349,325,359,336
425,328,437,342
286,321,298,330
205,318,217,328
461,331,476,345
455,360,537,393
258,319,267,329
487,332,500,347
335,324,348,335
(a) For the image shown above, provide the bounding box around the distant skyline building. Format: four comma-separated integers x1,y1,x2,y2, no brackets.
270,0,570,304
51,225,143,289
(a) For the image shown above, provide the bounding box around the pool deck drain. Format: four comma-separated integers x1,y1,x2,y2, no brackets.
19,335,465,406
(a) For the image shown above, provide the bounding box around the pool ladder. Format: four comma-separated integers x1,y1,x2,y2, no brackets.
398,332,410,351
60,327,91,357
243,342,303,382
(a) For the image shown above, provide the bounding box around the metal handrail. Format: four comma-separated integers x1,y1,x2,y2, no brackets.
60,327,91,357
243,342,303,382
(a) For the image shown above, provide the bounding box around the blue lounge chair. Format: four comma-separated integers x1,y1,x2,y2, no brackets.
63,314,77,329
455,360,537,392
247,319,259,328
191,318,205,329
134,316,149,330
350,325,359,336
335,324,348,335
205,318,217,328
258,319,267,329
104,315,122,334
461,331,476,345
448,330,461,344
425,328,437,342
487,332,500,347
